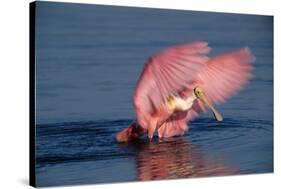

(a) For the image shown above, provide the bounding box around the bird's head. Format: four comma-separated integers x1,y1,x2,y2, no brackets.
194,86,205,99
194,86,223,122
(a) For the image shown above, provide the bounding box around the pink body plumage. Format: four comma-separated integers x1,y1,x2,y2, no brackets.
116,41,254,142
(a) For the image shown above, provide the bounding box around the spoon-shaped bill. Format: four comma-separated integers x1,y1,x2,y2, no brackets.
199,95,223,122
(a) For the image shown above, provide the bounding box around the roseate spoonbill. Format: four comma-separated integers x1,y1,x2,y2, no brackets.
116,41,254,142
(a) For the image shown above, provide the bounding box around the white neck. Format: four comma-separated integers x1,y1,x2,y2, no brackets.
173,91,197,111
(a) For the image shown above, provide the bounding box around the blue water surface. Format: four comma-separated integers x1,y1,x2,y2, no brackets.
35,1,273,187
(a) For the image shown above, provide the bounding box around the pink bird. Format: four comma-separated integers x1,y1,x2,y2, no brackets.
116,41,254,142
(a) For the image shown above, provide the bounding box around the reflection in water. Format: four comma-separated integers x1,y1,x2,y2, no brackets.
131,138,236,181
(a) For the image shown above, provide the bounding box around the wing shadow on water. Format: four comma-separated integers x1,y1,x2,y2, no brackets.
121,138,237,181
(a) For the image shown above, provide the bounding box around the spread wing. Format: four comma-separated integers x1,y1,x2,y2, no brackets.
133,41,211,128
185,48,255,122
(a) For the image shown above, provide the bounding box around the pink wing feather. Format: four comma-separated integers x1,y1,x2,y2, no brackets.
133,41,211,128
185,48,255,122
158,111,188,138
159,48,254,138
133,42,254,139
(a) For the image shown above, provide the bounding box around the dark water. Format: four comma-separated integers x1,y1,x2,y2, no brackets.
35,2,273,187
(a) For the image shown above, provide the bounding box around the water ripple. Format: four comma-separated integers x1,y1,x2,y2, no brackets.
36,117,272,168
